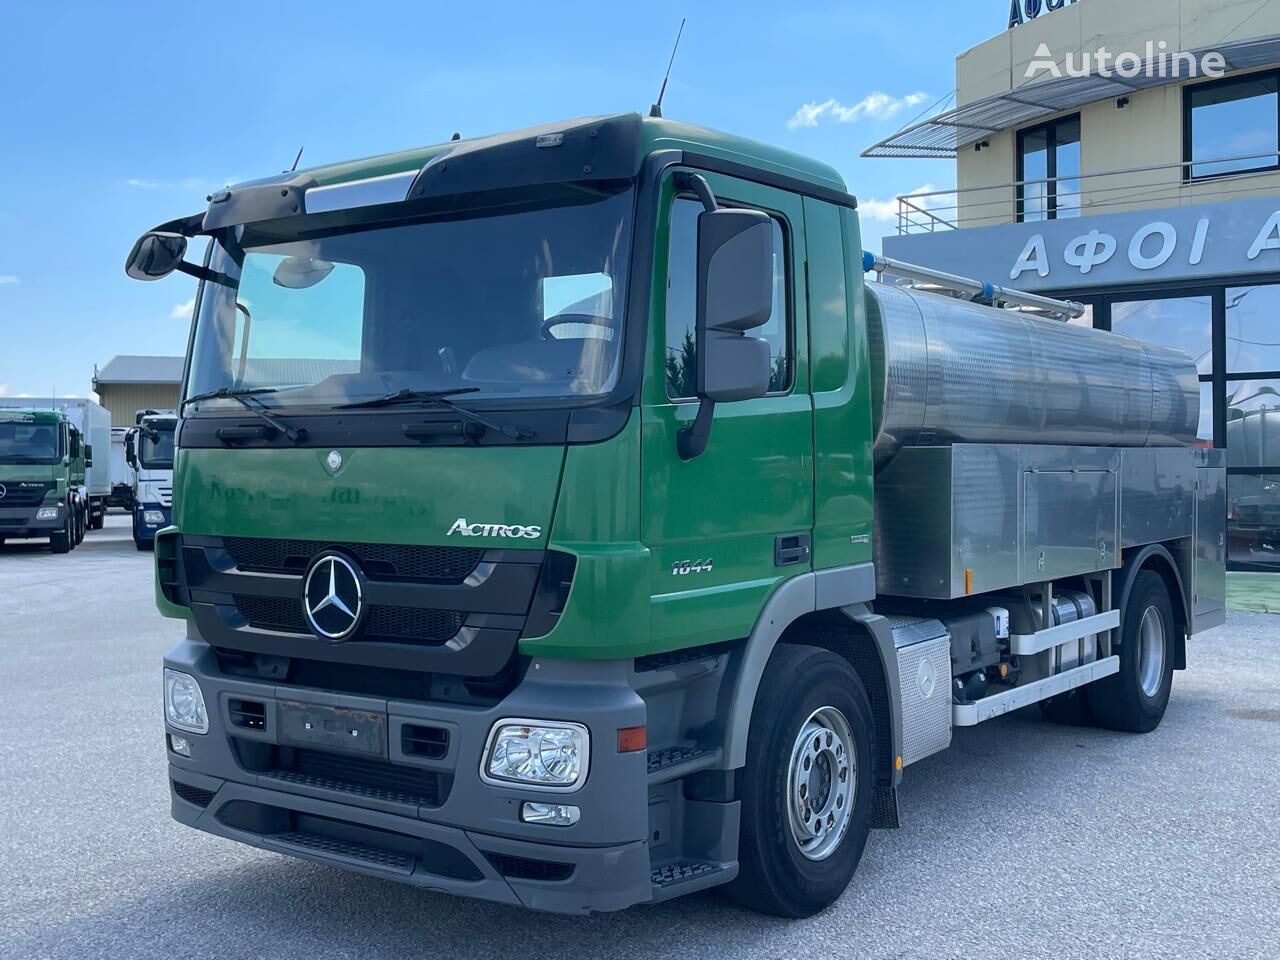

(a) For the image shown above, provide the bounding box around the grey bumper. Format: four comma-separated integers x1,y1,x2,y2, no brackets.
0,505,60,534
164,636,654,914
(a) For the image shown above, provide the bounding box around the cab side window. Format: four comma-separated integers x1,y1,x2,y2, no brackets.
664,195,790,400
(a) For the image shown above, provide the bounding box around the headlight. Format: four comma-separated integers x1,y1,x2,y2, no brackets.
482,719,589,790
164,669,208,734
143,510,165,525
36,506,60,520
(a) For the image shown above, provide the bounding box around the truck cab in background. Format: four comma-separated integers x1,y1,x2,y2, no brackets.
0,408,88,553
125,410,176,551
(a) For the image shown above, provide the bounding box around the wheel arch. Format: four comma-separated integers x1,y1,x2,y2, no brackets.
1116,542,1188,670
720,565,901,789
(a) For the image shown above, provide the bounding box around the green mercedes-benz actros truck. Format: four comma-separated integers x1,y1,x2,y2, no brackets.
0,408,90,553
128,113,1225,917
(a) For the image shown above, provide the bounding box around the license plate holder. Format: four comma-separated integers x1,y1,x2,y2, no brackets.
277,701,387,758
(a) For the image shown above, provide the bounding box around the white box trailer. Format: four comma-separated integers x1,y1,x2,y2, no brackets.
0,397,114,529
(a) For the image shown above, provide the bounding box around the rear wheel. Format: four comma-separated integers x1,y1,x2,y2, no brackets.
1086,569,1175,733
728,645,875,918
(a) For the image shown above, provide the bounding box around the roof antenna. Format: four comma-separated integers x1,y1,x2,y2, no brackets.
290,145,305,172
649,18,686,118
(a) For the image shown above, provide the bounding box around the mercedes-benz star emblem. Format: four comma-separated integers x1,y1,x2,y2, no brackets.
302,553,364,641
326,450,343,473
0,484,6,500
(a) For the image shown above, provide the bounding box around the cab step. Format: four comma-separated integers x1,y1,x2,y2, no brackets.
650,860,736,901
646,744,720,784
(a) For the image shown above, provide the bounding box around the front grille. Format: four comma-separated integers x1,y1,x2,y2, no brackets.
235,595,307,633
158,486,173,507
256,745,448,808
233,595,464,644
222,537,485,582
483,852,574,882
172,780,216,808
275,831,415,873
366,606,465,643
0,483,53,507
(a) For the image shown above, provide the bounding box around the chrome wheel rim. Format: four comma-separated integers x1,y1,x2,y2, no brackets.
786,705,856,861
1138,605,1166,699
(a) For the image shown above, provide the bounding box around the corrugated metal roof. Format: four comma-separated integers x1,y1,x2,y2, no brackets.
95,355,185,385
863,36,1280,158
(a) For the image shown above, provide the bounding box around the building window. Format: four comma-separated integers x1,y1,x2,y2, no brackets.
1017,114,1080,222
665,196,790,400
1109,295,1213,376
1226,283,1280,374
1184,73,1280,180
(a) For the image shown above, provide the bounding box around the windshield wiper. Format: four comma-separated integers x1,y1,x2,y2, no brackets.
335,388,534,440
183,386,308,444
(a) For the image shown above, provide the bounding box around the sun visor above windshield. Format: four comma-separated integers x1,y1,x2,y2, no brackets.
202,173,319,232
403,114,644,202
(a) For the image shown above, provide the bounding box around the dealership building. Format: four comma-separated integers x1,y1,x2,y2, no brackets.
874,0,1280,568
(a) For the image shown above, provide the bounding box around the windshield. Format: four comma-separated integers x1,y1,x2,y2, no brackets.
185,188,633,410
140,423,176,469
0,420,63,465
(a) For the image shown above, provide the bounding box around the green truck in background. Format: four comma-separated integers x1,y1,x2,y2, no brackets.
0,408,89,553
128,113,1225,917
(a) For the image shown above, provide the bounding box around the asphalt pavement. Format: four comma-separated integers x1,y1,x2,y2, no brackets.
2,515,1278,960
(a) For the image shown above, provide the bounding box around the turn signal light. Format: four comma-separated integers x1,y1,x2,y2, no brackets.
617,726,647,753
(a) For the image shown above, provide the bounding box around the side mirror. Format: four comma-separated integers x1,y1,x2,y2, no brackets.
674,175,775,460
125,231,188,281
695,208,774,401
124,431,137,468
85,444,94,468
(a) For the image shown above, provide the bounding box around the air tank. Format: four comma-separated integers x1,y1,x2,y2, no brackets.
865,281,1200,469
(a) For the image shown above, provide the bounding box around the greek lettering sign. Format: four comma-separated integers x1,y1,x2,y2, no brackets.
1008,0,1077,30
883,197,1280,293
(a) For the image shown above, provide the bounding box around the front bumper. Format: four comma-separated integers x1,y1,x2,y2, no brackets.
134,504,171,543
0,504,61,537
164,635,654,914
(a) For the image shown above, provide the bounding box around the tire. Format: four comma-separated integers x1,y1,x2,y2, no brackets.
50,512,72,554
1086,569,1176,733
728,645,876,918
74,506,86,545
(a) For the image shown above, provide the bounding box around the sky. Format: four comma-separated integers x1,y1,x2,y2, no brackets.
0,0,1009,399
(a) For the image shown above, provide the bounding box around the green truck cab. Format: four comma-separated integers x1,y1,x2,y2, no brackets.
129,114,1224,916
0,408,89,553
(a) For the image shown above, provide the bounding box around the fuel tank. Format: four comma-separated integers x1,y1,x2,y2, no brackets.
865,281,1200,469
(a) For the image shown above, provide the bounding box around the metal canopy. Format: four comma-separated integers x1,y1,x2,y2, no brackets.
862,36,1280,158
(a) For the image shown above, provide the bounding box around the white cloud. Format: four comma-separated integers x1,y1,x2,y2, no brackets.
787,92,930,129
0,385,6,396
170,297,196,320
0,275,18,286
859,184,944,223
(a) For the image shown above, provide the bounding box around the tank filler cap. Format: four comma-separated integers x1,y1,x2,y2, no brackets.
862,250,876,273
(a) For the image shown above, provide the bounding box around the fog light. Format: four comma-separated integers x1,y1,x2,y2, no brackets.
164,668,208,734
143,510,165,525
482,719,589,790
169,733,191,756
521,802,580,826
36,506,60,520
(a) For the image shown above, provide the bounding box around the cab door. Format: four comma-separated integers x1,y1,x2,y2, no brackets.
640,167,813,653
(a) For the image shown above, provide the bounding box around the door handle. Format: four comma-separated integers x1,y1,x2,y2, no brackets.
775,532,811,567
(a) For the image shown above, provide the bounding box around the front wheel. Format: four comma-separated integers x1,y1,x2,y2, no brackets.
50,512,72,554
728,645,875,918
1087,569,1175,733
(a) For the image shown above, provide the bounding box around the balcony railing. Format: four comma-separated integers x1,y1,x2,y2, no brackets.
896,150,1280,235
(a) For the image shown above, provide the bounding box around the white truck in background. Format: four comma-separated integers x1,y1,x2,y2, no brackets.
125,410,176,551
0,397,112,530
108,426,137,512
